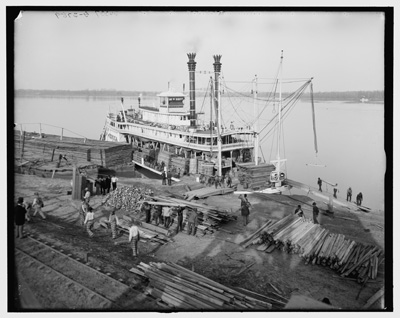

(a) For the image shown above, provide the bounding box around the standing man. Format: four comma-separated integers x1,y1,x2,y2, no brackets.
106,175,111,194
312,202,319,224
111,175,118,191
80,199,88,227
100,177,106,195
333,187,338,199
214,175,221,189
83,206,95,237
187,208,198,236
32,192,46,219
128,224,140,257
153,205,163,226
141,202,152,224
161,170,167,185
175,206,184,234
317,177,323,192
239,194,251,226
226,174,232,188
346,187,352,202
162,206,172,228
15,197,27,239
108,207,120,239
357,192,363,206
167,170,172,186
84,187,91,204
95,178,101,195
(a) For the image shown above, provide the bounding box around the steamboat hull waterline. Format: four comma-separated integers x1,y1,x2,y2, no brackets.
101,53,258,178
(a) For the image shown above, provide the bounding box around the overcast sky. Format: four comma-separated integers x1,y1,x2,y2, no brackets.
14,10,385,92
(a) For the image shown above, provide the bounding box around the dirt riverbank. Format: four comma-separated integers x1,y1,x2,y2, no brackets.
10,173,386,311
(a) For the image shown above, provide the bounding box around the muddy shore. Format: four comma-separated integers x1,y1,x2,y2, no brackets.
10,172,386,311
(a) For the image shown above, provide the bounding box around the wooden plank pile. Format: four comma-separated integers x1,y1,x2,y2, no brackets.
183,187,235,201
157,150,172,167
152,195,237,234
236,163,275,189
99,217,172,245
170,156,189,174
246,214,384,282
133,261,273,310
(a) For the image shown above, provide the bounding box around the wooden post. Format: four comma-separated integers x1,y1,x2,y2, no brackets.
39,123,42,138
60,128,63,140
51,148,55,162
20,131,26,161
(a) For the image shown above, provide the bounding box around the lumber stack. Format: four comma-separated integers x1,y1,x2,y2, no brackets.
153,195,237,234
170,156,189,175
102,186,154,211
157,150,172,167
236,163,275,189
135,261,272,310
247,215,384,283
99,217,171,244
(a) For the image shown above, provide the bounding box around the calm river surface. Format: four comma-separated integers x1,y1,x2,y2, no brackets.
14,96,385,211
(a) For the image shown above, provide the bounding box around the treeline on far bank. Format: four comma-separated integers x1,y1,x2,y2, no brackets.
301,90,384,102
15,89,384,102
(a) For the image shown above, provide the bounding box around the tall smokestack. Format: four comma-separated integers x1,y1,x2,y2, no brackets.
187,53,197,128
213,55,222,128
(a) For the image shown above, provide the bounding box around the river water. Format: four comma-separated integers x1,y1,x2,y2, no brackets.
14,95,385,211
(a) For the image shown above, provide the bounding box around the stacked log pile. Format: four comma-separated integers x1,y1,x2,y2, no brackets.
101,186,154,211
237,163,275,189
246,215,384,283
134,261,272,310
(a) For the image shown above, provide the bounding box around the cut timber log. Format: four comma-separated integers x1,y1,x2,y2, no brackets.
361,287,384,309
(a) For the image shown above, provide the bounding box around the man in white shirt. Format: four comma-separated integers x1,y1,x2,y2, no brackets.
84,187,91,203
111,176,118,191
129,225,140,257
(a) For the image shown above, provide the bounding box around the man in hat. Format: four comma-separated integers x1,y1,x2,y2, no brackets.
128,224,140,257
175,206,184,234
187,208,198,236
83,205,95,237
312,202,320,224
84,187,91,204
239,194,251,226
141,202,152,224
15,197,27,238
32,192,46,219
111,175,118,191
346,187,352,202
80,199,89,227
317,177,323,192
167,170,172,186
152,204,163,226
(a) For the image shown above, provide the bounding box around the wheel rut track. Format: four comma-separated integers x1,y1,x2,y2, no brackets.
15,235,153,310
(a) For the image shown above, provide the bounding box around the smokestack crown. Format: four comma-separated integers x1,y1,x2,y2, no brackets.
213,55,222,73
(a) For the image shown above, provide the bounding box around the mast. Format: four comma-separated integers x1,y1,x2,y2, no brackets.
253,75,259,165
210,77,213,158
277,51,283,174
270,50,287,188
213,55,222,177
